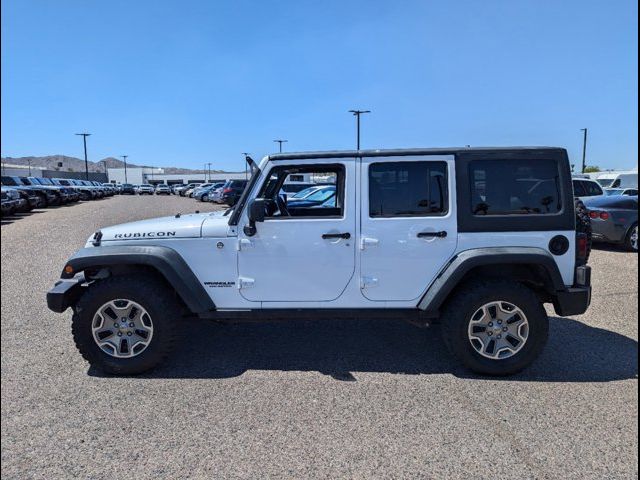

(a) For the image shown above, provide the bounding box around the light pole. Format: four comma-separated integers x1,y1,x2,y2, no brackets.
242,152,250,179
75,133,91,180
27,158,32,176
348,110,370,150
273,139,288,153
580,128,588,173
121,155,128,183
206,163,213,182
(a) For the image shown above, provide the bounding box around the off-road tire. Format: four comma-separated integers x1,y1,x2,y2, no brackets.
440,280,549,376
72,275,180,375
575,198,592,262
624,223,638,252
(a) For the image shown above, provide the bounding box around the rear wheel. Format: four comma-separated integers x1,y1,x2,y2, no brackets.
440,280,548,376
624,223,638,252
72,275,180,375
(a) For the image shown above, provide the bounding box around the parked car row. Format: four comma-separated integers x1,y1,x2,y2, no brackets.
573,177,638,201
180,180,339,208
175,180,250,206
1,176,115,216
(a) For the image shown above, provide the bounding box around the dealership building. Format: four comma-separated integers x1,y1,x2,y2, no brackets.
106,167,248,186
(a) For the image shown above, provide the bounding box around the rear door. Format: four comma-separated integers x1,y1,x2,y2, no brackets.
360,156,458,301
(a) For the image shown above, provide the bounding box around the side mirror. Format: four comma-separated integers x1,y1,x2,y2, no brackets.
249,198,266,223
244,198,266,236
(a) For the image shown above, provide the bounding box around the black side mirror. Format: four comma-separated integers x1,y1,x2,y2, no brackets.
244,198,266,236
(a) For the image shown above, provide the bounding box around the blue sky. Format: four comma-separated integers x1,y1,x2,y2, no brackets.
1,0,637,171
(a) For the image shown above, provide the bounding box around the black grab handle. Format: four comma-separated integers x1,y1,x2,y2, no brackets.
322,232,351,240
417,231,448,238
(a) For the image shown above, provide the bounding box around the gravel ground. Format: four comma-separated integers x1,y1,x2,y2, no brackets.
1,195,638,479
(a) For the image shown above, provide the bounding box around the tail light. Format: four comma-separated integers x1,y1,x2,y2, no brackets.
588,210,610,220
577,233,588,263
223,188,233,193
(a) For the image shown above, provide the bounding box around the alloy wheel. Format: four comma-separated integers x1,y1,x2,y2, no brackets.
91,299,154,358
467,301,529,360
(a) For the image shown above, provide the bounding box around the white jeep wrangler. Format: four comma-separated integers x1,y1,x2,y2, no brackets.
47,147,592,376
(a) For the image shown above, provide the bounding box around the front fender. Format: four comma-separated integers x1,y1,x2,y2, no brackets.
56,245,215,314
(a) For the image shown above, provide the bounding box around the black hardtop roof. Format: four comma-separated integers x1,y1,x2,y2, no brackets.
269,146,566,161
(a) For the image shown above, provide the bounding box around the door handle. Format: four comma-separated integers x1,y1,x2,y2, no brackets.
417,231,448,238
322,232,351,240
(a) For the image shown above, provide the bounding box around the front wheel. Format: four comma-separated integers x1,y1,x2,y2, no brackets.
440,280,548,376
72,276,180,375
625,223,638,252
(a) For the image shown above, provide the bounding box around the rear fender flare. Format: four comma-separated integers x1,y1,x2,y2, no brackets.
417,247,566,314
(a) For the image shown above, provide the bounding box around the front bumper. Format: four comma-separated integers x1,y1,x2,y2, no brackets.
1,200,18,213
553,266,592,317
46,274,85,313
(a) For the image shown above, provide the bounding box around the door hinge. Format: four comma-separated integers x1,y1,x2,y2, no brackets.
360,237,379,250
237,277,255,289
237,238,253,251
361,276,379,288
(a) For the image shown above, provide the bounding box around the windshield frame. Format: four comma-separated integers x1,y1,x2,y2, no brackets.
228,169,261,226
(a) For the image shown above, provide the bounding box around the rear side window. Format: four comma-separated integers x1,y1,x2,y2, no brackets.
582,181,604,196
469,159,562,215
573,180,586,196
369,161,448,217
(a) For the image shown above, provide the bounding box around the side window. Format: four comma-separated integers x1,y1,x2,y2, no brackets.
259,164,344,219
573,180,586,196
583,181,603,196
611,179,621,188
369,161,448,217
469,159,562,215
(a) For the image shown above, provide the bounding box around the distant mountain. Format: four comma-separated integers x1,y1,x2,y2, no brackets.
0,155,225,175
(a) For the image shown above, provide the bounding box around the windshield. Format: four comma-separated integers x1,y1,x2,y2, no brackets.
1,176,20,186
39,178,54,185
305,186,336,202
291,186,319,199
596,178,614,188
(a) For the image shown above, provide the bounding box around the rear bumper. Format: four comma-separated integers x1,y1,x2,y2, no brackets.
553,266,592,317
46,275,85,313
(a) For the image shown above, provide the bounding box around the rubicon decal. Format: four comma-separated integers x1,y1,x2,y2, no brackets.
113,232,177,238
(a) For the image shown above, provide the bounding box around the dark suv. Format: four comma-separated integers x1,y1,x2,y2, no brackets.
220,179,249,206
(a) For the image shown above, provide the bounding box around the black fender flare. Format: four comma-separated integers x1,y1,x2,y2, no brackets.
60,245,216,314
417,247,567,314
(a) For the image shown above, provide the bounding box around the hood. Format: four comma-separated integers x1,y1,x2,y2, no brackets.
98,213,209,243
94,211,232,244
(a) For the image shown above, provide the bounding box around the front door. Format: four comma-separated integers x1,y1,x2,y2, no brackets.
360,155,458,301
237,160,356,302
